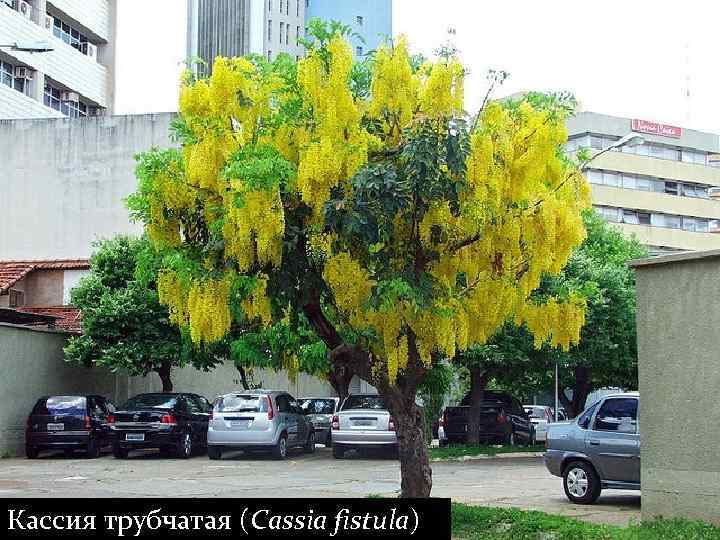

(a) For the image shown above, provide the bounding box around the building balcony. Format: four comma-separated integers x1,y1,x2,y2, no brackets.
0,2,108,106
592,185,720,221
48,0,111,43
590,151,720,187
611,222,720,252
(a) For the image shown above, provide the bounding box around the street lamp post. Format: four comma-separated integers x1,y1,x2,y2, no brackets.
553,132,646,422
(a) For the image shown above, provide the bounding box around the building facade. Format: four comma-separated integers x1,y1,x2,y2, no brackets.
0,0,116,120
567,112,720,253
187,0,305,70
305,0,392,56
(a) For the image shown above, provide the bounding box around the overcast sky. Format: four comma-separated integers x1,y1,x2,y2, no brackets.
115,0,720,133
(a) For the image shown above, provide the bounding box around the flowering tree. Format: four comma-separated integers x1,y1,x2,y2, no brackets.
128,28,590,497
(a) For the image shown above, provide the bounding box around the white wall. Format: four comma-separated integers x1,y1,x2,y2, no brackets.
0,83,63,120
0,113,175,260
63,269,89,304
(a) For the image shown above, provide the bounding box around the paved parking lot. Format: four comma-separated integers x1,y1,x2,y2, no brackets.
0,448,640,526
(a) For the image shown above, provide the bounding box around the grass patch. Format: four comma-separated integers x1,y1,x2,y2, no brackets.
452,503,720,539
429,444,545,460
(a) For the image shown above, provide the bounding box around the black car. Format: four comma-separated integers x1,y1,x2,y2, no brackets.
441,390,534,446
109,393,212,459
25,395,115,459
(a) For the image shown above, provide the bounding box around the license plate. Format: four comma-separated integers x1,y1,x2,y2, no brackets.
230,421,250,428
47,423,64,431
354,420,373,426
126,433,145,442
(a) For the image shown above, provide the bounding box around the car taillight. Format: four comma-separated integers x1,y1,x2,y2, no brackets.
497,412,506,424
84,416,92,429
331,415,339,430
160,414,176,424
267,396,274,421
388,417,396,431
107,415,115,425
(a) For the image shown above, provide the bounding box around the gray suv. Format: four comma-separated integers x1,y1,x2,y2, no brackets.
544,392,640,504
207,391,315,460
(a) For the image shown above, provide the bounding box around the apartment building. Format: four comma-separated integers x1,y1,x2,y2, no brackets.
567,112,720,253
306,0,393,56
187,0,305,72
0,0,116,119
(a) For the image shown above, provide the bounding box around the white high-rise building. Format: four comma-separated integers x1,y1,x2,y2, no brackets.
0,0,117,120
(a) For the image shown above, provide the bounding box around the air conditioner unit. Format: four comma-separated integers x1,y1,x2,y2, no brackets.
60,91,80,102
15,0,32,19
81,42,96,59
44,15,54,31
14,66,33,80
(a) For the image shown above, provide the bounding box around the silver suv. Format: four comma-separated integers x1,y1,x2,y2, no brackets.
331,394,398,458
544,392,640,504
207,391,315,460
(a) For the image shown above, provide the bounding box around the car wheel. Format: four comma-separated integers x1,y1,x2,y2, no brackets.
304,431,316,454
25,445,39,459
176,432,192,459
208,446,222,460
113,445,128,459
333,445,345,459
563,461,601,504
86,437,100,459
324,432,332,448
272,434,288,460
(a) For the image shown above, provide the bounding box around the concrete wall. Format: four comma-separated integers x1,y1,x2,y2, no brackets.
634,250,720,525
0,323,335,456
0,113,175,260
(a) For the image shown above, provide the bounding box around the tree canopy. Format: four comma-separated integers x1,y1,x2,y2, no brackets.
127,26,591,496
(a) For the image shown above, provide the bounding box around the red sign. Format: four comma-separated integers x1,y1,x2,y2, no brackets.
631,119,682,139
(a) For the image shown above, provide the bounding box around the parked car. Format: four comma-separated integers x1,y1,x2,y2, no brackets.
298,397,339,447
441,391,533,446
331,394,398,458
544,392,640,504
523,405,554,442
25,395,115,459
109,393,212,459
207,390,315,460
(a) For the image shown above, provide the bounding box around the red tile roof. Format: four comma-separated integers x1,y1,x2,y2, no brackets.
16,307,82,334
0,259,90,293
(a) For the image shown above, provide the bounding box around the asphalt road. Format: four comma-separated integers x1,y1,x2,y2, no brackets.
0,448,640,526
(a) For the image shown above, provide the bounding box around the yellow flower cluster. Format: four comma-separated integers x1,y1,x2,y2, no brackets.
296,37,374,215
223,184,285,271
369,37,419,141
241,274,273,327
419,60,465,118
187,273,234,345
157,270,190,327
520,295,587,351
323,252,373,326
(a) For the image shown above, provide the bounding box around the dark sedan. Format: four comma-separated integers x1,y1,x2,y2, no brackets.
109,393,212,459
25,395,115,459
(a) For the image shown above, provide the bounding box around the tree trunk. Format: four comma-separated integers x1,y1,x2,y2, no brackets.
327,363,353,402
466,367,490,445
156,363,173,392
382,385,432,498
561,365,591,418
237,365,250,390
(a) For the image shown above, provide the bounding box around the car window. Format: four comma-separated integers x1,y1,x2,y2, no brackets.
32,396,86,416
185,396,204,414
298,399,336,414
342,395,386,410
122,394,177,410
89,397,105,417
577,401,601,429
216,395,268,413
593,398,638,433
275,395,291,413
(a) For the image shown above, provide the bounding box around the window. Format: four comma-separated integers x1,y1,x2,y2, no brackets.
122,394,177,410
9,289,24,308
286,23,290,44
44,83,88,118
578,401,601,429
298,399,336,415
52,16,92,55
341,395,387,410
275,395,291,413
602,170,619,187
356,15,364,26
267,50,272,61
296,0,300,16
33,396,87,416
268,20,272,41
622,210,639,225
296,26,301,45
664,181,679,196
268,0,272,10
280,22,284,44
638,212,651,225
356,45,364,56
215,395,268,413
593,398,637,433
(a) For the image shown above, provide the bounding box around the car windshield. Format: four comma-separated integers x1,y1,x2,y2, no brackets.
298,399,335,415
342,395,386,411
524,407,546,419
215,395,268,413
122,394,177,410
33,396,86,416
